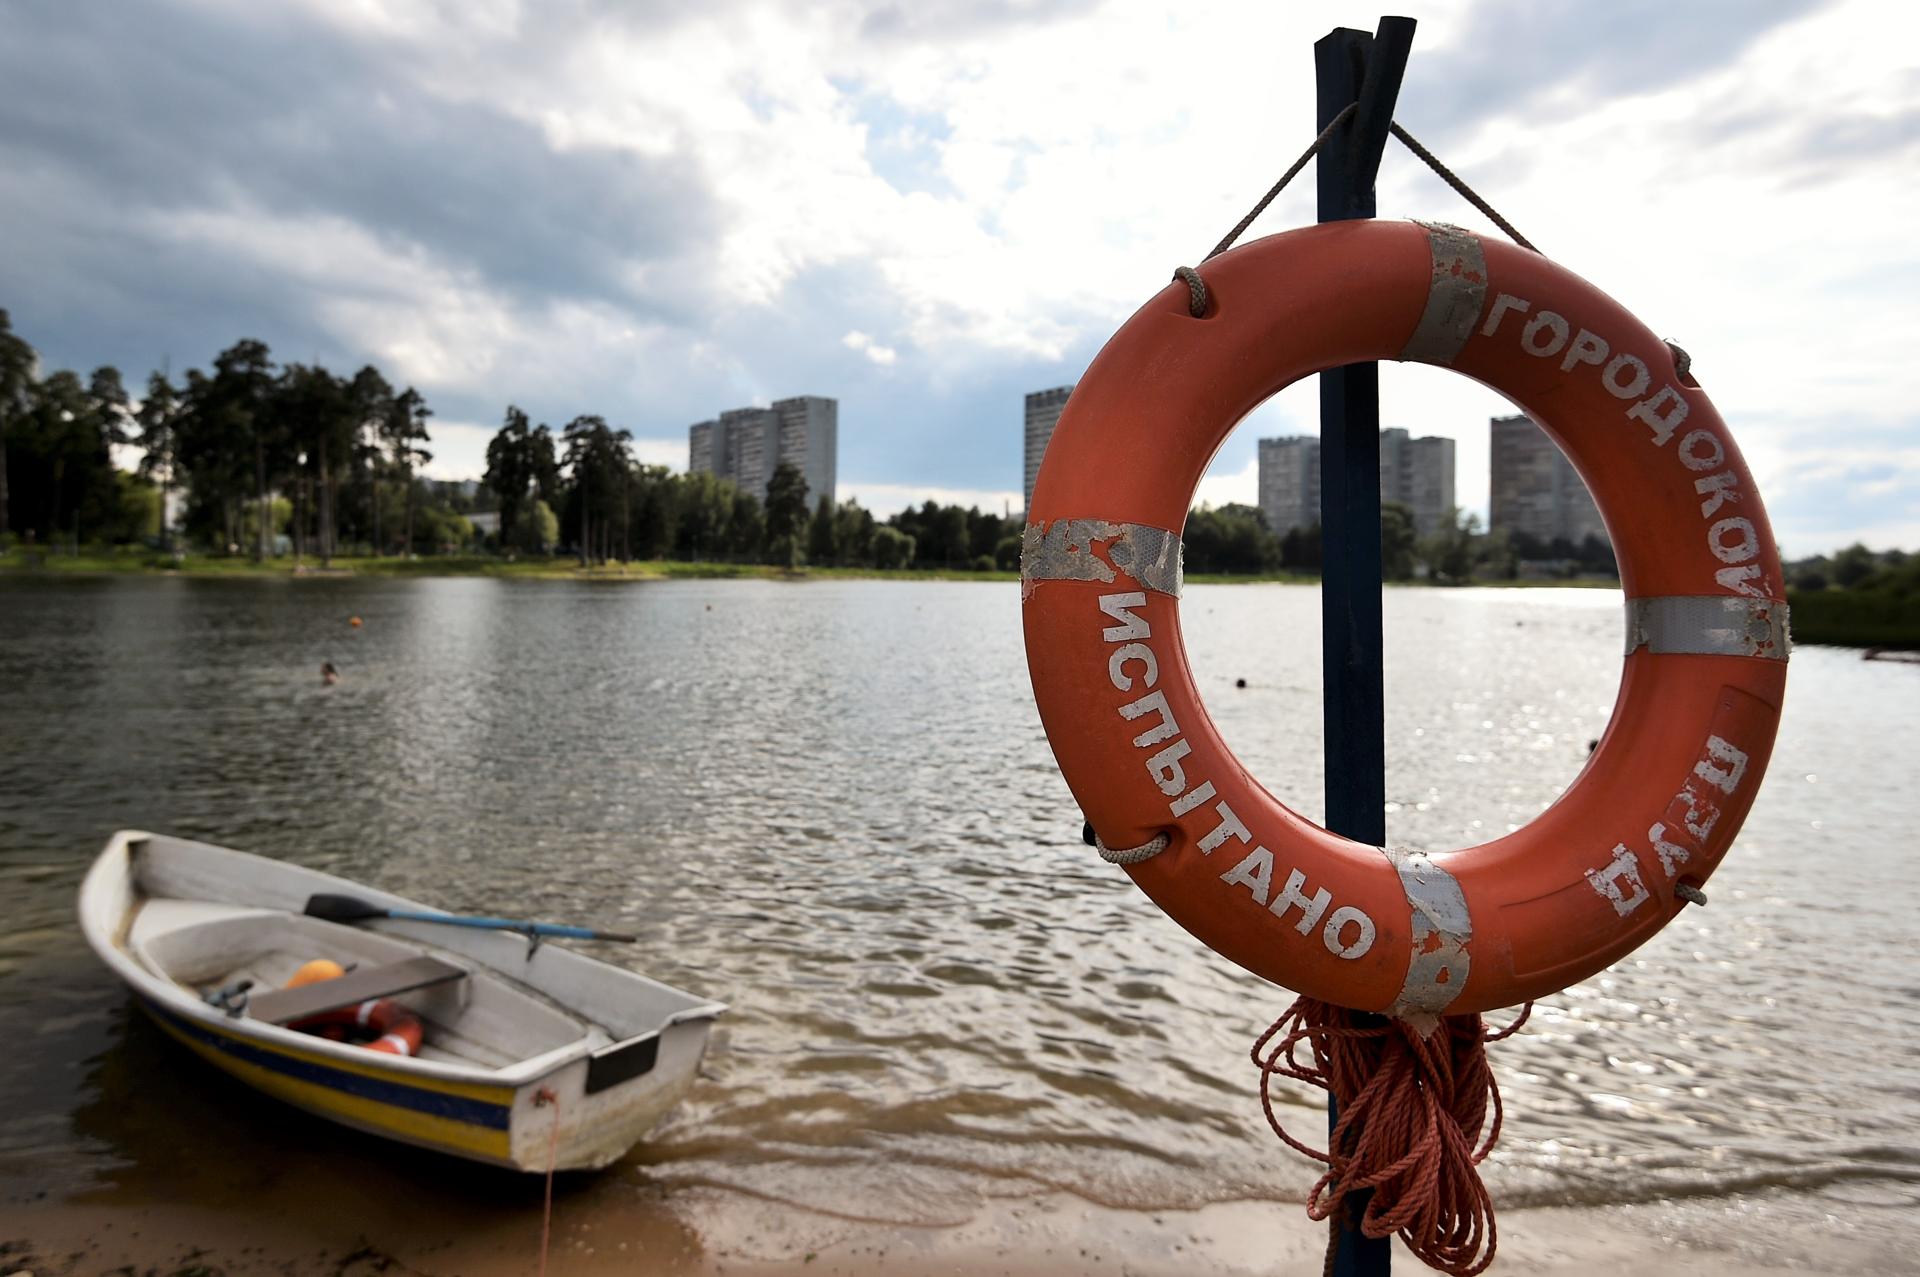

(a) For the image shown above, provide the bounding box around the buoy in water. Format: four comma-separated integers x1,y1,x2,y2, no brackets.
349,616,363,628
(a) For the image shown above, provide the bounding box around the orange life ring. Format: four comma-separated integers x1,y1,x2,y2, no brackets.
292,998,424,1057
1021,219,1788,1022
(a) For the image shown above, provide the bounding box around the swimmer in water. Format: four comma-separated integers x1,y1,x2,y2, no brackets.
322,662,339,686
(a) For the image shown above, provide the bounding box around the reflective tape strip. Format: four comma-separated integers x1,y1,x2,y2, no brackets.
1624,595,1790,661
1399,221,1488,367
1020,520,1183,597
1381,846,1471,1032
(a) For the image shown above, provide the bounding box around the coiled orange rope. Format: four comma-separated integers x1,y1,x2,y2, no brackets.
1253,998,1531,1277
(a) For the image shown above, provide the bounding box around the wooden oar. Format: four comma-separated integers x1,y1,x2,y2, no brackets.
303,892,639,942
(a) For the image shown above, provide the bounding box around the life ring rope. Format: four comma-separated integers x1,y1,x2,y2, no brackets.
1093,831,1170,866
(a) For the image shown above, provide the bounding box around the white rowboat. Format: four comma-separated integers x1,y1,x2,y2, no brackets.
79,830,725,1171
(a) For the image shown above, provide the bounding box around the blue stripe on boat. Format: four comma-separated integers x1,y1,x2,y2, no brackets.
144,999,513,1130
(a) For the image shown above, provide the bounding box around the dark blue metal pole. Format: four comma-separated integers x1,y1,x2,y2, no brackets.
1315,16,1415,1277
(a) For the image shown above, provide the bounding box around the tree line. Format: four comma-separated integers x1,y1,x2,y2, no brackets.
482,413,999,572
480,409,915,569
0,307,1023,572
1179,500,1617,582
0,309,443,560
1784,545,1920,647
0,304,1620,580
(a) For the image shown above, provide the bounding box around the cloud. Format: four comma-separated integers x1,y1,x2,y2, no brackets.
841,330,899,365
856,0,1103,44
838,480,1021,520
1397,0,1834,146
1195,456,1258,512
631,437,689,472
1,0,1915,556
0,3,716,312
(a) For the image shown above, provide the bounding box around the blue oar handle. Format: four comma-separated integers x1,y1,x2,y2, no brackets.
383,909,627,941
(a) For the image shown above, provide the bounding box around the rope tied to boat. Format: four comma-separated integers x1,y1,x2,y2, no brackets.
535,1086,561,1277
1253,998,1531,1277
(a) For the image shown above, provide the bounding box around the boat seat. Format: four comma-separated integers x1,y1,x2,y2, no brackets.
244,956,468,1024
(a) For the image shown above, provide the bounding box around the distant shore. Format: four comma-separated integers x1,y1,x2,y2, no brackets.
0,548,1018,584
1786,586,1920,649
0,548,1629,591
10,550,1915,646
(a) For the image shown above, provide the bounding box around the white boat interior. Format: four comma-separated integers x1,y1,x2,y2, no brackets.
132,899,593,1068
104,833,723,1082
82,832,725,1171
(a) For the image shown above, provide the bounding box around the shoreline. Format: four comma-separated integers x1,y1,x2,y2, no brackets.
6,553,1911,646
0,550,992,584
5,1186,1901,1276
0,550,1610,590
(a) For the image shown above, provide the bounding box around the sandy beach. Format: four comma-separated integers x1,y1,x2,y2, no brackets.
8,1188,1910,1276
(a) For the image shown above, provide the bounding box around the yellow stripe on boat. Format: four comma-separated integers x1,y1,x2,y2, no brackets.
162,1004,516,1102
146,1005,515,1162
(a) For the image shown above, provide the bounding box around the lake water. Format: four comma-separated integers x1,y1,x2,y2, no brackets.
0,576,1916,1272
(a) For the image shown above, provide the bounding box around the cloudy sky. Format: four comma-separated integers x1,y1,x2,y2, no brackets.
1,0,1914,554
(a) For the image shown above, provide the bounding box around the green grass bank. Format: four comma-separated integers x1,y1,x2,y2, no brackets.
0,548,1635,592
0,546,1026,584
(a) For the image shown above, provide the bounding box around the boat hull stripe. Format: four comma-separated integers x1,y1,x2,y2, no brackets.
143,999,513,1130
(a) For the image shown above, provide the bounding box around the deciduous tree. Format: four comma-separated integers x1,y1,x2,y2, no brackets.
764,462,810,552
871,524,915,570
384,387,433,556
561,415,632,564
1381,500,1418,581
726,488,764,561
1414,505,1475,584
833,499,875,566
806,493,836,566
0,309,37,538
136,371,182,551
347,367,395,553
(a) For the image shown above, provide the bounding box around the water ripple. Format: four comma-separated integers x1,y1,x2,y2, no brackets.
0,576,1915,1250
